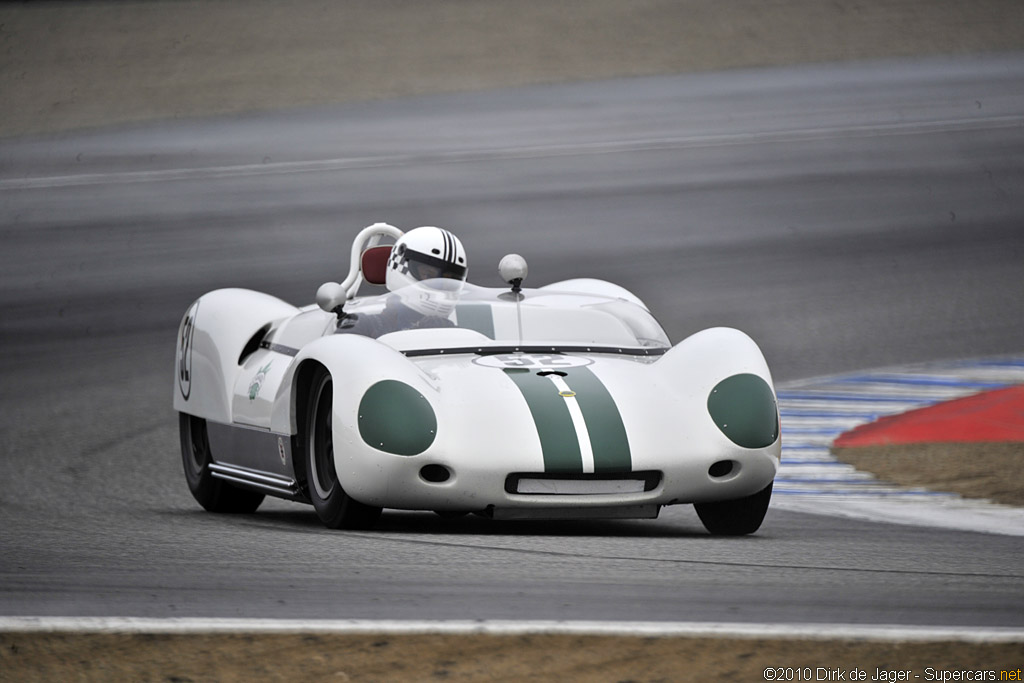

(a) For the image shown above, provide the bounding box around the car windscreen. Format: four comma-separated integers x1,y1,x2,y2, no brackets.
363,280,671,351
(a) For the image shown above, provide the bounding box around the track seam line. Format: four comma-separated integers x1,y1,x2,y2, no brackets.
3,115,1021,190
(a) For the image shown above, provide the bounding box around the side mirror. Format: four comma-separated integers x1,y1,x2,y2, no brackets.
316,282,347,313
498,254,528,294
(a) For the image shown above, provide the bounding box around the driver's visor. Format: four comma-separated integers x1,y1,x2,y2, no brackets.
406,250,467,281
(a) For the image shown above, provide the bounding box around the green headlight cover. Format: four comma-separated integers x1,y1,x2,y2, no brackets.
358,380,437,455
707,373,779,449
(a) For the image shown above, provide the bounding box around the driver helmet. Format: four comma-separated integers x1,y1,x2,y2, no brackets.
385,226,468,315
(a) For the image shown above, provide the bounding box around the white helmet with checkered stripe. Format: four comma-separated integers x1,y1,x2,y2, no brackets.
385,226,468,314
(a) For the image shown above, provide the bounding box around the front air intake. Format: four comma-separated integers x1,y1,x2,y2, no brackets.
420,464,452,483
505,471,662,495
708,460,736,478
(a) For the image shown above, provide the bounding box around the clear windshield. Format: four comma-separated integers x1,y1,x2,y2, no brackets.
343,280,671,352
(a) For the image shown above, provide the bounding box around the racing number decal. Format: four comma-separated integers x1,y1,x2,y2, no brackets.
495,354,572,367
473,353,592,370
177,301,198,400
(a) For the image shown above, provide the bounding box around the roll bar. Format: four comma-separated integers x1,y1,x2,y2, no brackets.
316,222,404,313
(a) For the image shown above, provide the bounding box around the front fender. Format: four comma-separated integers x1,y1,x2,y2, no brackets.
275,334,441,501
658,327,775,399
649,327,780,497
272,333,437,437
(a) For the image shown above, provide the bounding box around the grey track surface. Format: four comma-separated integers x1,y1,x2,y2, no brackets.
1,55,1023,625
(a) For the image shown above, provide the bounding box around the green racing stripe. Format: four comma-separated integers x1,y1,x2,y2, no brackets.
455,303,496,339
504,368,582,473
503,365,631,474
567,367,632,473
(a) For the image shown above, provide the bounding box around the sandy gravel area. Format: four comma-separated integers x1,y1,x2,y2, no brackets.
835,442,1024,506
3,631,1022,682
2,0,1024,137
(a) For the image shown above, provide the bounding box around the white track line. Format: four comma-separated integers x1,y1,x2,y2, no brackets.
1,617,1022,642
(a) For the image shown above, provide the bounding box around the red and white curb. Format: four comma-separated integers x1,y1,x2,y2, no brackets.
772,355,1024,536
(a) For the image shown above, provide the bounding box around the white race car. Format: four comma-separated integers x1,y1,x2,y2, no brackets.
174,223,780,534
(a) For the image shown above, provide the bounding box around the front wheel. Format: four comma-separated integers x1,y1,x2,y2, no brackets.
694,482,773,535
304,369,382,530
179,413,264,513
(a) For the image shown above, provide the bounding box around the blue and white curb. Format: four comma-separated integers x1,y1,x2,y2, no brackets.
772,355,1024,536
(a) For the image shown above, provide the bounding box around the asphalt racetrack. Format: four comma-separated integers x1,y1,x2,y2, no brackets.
1,55,1023,627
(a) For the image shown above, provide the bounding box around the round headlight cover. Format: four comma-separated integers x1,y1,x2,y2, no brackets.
358,380,437,455
707,373,779,449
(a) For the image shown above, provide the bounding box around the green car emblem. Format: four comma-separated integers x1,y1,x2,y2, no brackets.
248,361,273,401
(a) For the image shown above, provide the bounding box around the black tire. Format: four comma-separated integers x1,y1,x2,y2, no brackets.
694,482,773,536
434,511,470,519
304,368,382,530
179,413,264,513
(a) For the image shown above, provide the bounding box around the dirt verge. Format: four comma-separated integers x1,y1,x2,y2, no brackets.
834,442,1024,507
2,631,1021,682
2,0,1024,137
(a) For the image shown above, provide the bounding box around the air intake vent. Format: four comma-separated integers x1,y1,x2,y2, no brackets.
708,460,736,478
238,324,272,364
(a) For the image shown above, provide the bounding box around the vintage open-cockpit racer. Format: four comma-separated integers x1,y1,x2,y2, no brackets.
174,222,780,534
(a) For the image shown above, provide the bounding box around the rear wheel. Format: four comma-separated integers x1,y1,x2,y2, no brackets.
304,368,382,530
694,482,773,535
179,413,264,513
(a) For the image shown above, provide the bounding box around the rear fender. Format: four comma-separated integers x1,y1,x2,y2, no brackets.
174,288,298,422
541,278,649,310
